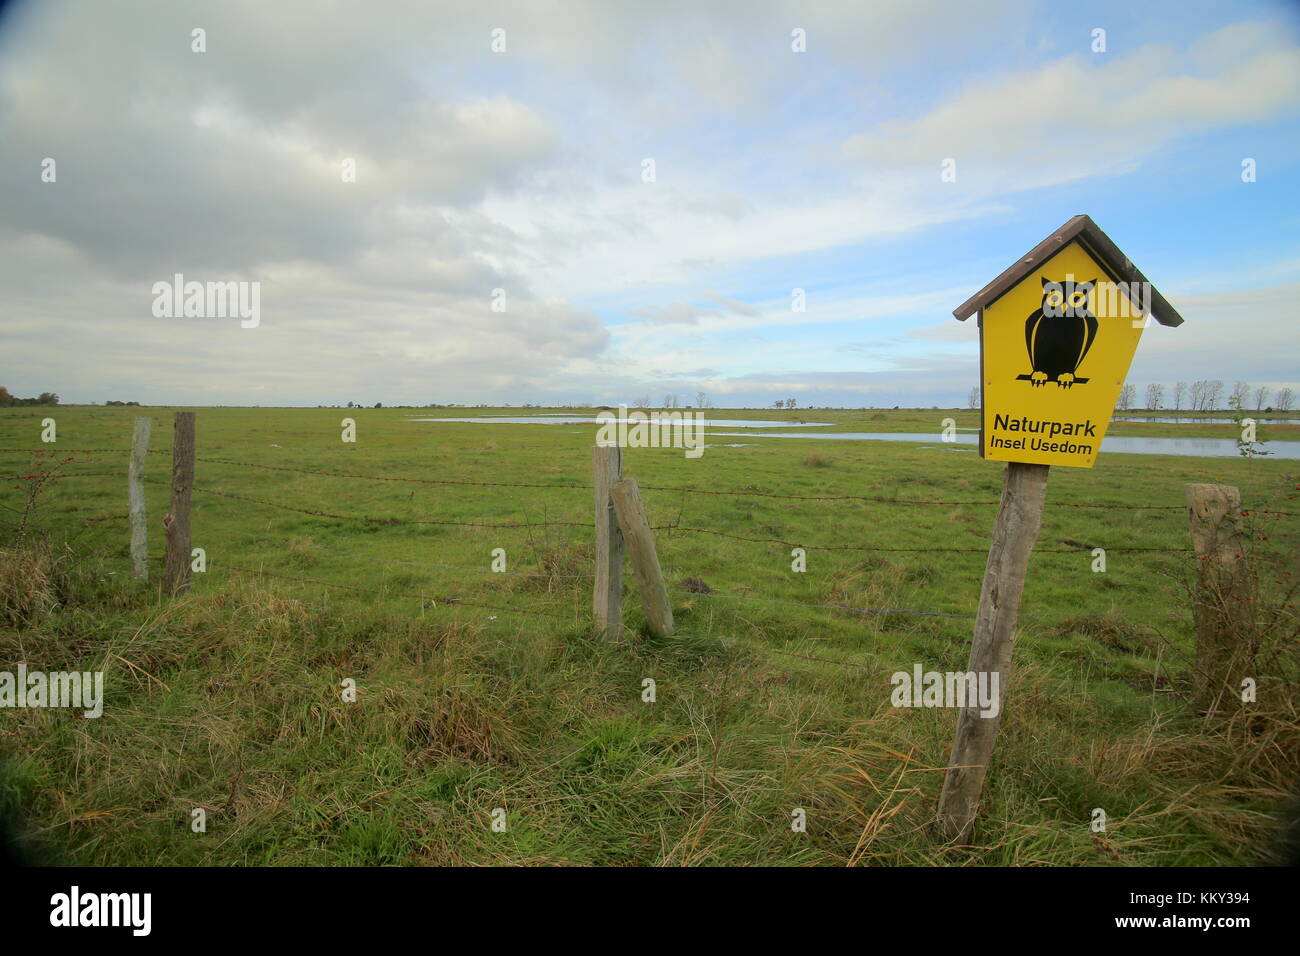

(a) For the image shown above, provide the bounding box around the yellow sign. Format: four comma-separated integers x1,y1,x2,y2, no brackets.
978,240,1145,468
954,216,1182,468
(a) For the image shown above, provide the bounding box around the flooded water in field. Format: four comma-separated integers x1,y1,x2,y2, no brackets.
410,416,1300,459
409,414,834,428
707,431,1300,459
1112,416,1300,425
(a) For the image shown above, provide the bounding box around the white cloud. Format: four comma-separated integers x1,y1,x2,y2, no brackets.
1129,282,1300,384
843,22,1300,194
0,2,1295,408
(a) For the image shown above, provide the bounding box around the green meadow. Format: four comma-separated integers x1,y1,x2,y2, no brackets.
0,405,1296,865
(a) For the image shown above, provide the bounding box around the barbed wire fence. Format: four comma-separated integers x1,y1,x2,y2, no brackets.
4,420,1294,678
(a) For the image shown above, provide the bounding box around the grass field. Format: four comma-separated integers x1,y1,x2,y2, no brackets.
1,405,1297,866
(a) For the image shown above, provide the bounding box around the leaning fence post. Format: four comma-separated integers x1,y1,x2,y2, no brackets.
592,444,624,639
610,477,673,637
128,417,151,580
934,461,1050,844
1185,483,1254,714
163,411,196,595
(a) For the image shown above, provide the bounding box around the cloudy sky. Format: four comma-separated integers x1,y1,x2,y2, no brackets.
1,0,1298,408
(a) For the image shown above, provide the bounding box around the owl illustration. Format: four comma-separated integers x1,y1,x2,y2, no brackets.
1020,276,1099,388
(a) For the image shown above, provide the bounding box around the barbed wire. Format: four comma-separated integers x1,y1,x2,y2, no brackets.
0,448,127,454
754,646,871,671
1,433,1287,691
0,469,1218,553
214,529,969,621
213,526,979,619
165,558,1191,674
669,588,978,619
2,447,1296,514
220,563,573,619
639,481,1188,510
145,478,1194,553
1,440,1292,656
215,560,882,673
217,524,596,579
160,452,591,492
140,451,1202,511
667,585,1186,624
650,524,1191,553
169,522,1186,623
3,472,122,481
83,512,129,524
139,478,591,531
209,564,930,674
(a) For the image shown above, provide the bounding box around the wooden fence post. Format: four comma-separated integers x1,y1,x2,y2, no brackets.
592,445,624,639
610,477,673,637
1185,483,1254,714
935,461,1050,843
128,417,151,581
163,411,195,596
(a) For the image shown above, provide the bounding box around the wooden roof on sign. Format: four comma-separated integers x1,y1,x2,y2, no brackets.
952,214,1185,327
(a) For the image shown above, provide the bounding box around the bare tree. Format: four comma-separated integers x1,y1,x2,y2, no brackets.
1230,381,1250,409
663,394,679,409
1189,380,1205,411
1277,387,1294,412
774,399,784,409
786,396,798,410
1206,380,1224,411
1116,383,1136,411
695,391,709,409
968,386,980,409
1253,385,1269,410
1172,381,1186,411
633,396,651,409
1145,382,1164,410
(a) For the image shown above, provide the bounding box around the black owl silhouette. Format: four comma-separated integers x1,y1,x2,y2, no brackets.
1016,276,1099,388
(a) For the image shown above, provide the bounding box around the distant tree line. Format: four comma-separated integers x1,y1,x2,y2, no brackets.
0,386,59,407
963,380,1294,413
627,394,716,409
1119,381,1294,412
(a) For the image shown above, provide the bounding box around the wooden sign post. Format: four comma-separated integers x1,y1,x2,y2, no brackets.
936,216,1183,842
934,460,1048,842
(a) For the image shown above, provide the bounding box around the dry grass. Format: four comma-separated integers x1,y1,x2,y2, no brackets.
0,541,61,627
1051,613,1160,654
821,559,930,634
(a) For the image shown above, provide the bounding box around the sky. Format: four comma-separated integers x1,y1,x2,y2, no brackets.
1,0,1298,409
